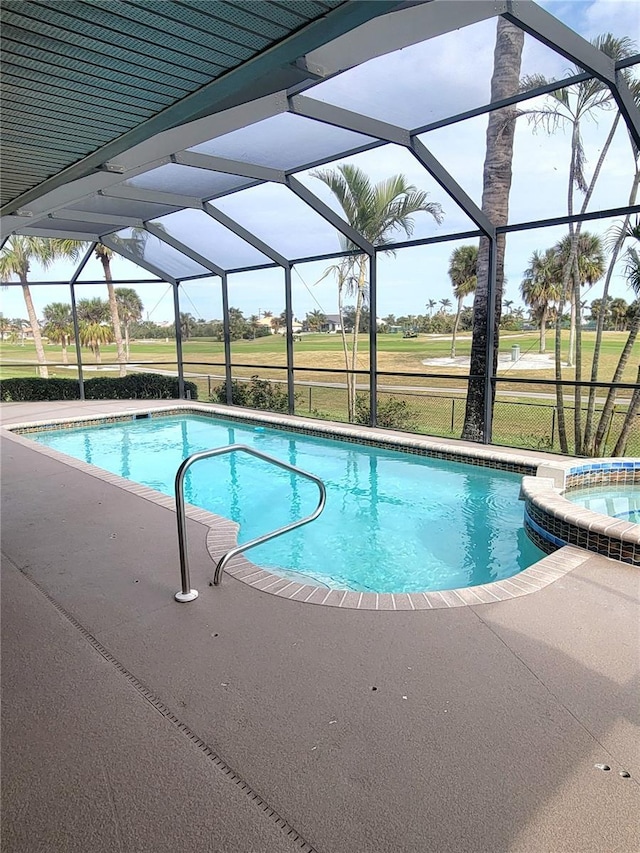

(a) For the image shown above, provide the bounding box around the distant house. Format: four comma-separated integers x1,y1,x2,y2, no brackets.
321,314,343,333
257,316,276,333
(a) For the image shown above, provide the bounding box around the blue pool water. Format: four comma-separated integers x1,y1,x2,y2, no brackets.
567,486,640,524
31,415,543,592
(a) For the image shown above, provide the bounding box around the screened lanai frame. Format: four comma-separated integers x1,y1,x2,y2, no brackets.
2,0,639,445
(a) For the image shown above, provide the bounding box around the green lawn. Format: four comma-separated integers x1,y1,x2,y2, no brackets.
2,331,637,455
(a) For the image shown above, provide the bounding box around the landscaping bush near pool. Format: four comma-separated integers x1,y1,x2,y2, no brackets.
0,374,198,402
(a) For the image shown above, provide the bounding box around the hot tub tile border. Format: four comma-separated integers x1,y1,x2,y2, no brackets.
521,460,640,566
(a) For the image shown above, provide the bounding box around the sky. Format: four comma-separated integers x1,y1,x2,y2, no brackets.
1,0,639,325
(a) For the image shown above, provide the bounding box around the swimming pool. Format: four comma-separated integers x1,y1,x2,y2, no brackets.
29,412,543,593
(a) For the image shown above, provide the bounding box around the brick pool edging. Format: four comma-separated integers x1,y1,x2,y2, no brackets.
521,459,640,566
2,402,595,608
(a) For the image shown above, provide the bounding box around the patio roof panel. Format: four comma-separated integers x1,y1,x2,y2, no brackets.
211,182,346,260
188,112,376,172
122,163,254,200
67,194,183,222
111,227,211,280
152,208,272,271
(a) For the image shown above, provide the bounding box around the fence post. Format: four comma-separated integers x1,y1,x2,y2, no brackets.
451,397,455,433
551,407,556,449
309,386,312,412
208,375,211,397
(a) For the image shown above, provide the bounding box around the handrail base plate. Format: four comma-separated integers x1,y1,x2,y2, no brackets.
175,589,199,603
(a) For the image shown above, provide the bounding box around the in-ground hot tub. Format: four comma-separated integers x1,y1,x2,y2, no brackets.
521,458,640,565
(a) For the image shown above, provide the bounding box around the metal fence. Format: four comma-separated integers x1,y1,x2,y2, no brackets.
3,358,636,456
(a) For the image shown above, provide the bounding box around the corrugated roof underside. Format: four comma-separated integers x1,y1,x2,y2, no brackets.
1,0,341,209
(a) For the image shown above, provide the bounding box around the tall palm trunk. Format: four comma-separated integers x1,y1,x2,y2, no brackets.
462,19,524,441
451,294,464,358
554,122,583,452
100,255,126,377
20,275,48,378
612,365,640,456
572,266,583,453
559,114,621,451
61,338,69,365
593,314,640,454
539,304,548,353
583,168,639,454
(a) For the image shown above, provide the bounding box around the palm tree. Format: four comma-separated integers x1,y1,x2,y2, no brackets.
593,222,640,454
582,165,639,453
270,315,281,334
0,313,11,339
518,34,636,451
439,298,452,314
609,298,628,331
115,288,143,360
448,245,478,357
248,314,260,339
77,297,110,324
553,232,605,364
0,236,82,377
462,18,525,442
312,164,443,421
520,249,561,354
79,322,114,363
611,243,640,455
306,309,326,332
179,312,195,340
42,302,73,365
76,297,111,363
94,244,127,376
426,299,437,316
554,232,605,450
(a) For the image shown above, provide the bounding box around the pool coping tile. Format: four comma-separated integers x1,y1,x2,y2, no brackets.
0,401,616,611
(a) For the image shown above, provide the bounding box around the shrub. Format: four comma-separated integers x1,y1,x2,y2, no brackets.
211,375,292,413
0,374,197,402
354,395,419,431
0,377,80,402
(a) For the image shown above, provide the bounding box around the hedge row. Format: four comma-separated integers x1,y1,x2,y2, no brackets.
0,374,198,402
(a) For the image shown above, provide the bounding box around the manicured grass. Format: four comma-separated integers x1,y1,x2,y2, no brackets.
2,331,637,455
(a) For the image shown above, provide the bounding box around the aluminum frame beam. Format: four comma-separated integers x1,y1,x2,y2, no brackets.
302,1,507,77
172,151,285,184
3,1,399,215
290,95,410,145
203,201,289,268
100,233,177,284
285,175,374,254
172,282,185,400
220,273,233,404
287,96,494,238
144,223,225,277
100,185,204,209
409,139,495,237
368,252,377,427
503,2,615,84
612,72,640,153
49,210,145,229
69,242,95,401
19,226,102,241
284,265,296,415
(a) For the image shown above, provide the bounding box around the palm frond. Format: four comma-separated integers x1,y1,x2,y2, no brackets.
623,246,640,296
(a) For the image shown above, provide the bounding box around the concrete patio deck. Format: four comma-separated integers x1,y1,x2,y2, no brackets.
2,401,639,852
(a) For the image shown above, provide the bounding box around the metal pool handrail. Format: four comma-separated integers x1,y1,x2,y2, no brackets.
174,444,326,603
